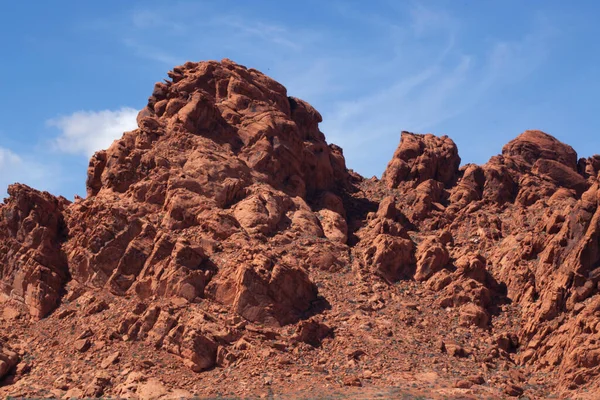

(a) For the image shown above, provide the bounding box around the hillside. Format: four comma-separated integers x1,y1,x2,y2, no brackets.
1,59,599,399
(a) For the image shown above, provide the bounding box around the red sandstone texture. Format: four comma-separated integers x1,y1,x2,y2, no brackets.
1,59,600,399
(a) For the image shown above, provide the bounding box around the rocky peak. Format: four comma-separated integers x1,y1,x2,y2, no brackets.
382,131,460,189
483,130,589,204
66,59,356,331
88,59,348,200
502,130,578,170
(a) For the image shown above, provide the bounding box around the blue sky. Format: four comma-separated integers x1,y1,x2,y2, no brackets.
1,1,600,198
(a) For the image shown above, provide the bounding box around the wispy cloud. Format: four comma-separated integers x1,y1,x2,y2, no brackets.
319,7,555,174
77,2,556,178
47,107,138,157
212,17,304,51
131,9,187,33
409,3,458,37
123,38,184,66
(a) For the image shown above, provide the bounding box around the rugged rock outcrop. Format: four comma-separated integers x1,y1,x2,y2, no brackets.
382,132,460,189
65,59,351,328
0,184,69,318
1,59,600,398
354,196,416,282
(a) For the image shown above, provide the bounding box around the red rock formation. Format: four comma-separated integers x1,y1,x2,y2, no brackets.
414,235,450,282
354,196,416,282
382,132,460,189
1,59,600,398
0,184,69,318
502,130,578,170
65,60,350,329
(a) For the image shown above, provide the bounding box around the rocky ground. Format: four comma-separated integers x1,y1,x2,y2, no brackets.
1,59,600,399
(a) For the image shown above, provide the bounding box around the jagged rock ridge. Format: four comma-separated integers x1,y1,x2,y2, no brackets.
0,59,599,399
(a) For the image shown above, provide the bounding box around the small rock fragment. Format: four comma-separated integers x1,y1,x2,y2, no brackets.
74,339,91,353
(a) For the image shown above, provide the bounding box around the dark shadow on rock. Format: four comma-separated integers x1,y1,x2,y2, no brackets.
300,295,332,320
340,193,379,247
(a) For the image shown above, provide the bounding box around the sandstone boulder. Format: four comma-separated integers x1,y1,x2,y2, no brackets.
0,341,18,380
382,132,460,189
414,236,450,281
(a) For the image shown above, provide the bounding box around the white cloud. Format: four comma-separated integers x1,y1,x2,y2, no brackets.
48,107,138,157
0,107,137,198
0,146,58,197
0,147,22,170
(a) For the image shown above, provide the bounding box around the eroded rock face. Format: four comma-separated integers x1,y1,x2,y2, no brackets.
502,130,578,170
354,197,416,282
0,184,69,318
206,251,318,326
479,130,590,205
382,132,460,189
2,59,600,397
63,60,353,327
414,236,450,282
